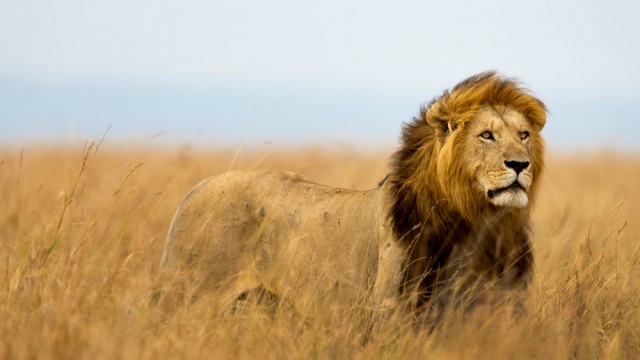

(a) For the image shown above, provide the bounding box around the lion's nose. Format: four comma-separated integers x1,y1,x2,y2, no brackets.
504,160,530,174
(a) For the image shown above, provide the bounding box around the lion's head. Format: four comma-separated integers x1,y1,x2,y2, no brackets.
391,72,546,236
387,72,546,308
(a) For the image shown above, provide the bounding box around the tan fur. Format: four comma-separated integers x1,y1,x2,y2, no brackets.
158,72,546,318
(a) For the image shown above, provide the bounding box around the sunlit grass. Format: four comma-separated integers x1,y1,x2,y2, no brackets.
1,142,639,359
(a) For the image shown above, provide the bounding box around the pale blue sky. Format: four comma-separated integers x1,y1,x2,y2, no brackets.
1,0,639,151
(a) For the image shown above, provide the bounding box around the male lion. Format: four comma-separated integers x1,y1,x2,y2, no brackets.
158,72,546,320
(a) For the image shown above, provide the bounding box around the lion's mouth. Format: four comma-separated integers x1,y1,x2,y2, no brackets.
487,182,526,199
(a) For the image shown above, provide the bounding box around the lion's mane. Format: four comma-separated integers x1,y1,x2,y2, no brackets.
388,72,546,307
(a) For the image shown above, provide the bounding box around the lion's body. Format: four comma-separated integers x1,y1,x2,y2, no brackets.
159,72,547,317
160,170,391,308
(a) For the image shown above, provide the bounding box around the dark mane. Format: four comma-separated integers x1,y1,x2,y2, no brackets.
387,71,543,310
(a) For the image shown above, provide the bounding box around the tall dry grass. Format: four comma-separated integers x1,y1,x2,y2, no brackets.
1,141,639,359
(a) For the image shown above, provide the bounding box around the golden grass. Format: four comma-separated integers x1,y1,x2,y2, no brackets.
1,142,639,359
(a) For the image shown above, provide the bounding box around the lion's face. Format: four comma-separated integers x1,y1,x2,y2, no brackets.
463,107,540,208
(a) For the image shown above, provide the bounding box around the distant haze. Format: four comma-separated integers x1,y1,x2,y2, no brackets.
1,0,639,151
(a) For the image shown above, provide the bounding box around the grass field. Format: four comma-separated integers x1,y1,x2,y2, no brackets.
1,141,639,359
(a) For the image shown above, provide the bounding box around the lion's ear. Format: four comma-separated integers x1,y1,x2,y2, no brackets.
525,99,547,132
528,110,547,132
426,103,456,136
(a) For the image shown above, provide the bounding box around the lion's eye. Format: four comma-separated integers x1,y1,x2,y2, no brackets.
519,131,529,140
480,131,494,140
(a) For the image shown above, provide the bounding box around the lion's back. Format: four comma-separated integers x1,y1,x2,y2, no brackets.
161,169,303,264
161,168,380,267
159,169,383,304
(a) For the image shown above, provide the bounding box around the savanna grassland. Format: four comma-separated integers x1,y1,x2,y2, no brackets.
1,141,639,359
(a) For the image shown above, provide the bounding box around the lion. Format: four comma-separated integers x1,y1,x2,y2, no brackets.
157,71,546,320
